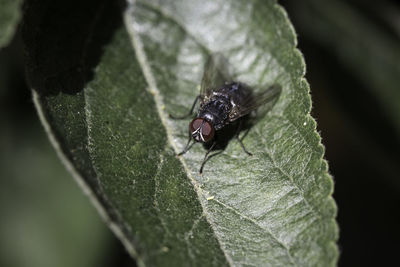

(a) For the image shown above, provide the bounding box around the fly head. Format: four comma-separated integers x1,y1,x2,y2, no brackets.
190,118,215,143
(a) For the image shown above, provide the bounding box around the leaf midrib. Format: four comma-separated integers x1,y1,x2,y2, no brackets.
125,12,236,267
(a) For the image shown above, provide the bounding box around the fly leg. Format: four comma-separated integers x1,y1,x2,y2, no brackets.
169,95,200,119
178,130,195,156
200,141,222,174
236,119,253,156
173,95,200,155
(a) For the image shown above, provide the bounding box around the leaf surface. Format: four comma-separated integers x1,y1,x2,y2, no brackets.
24,0,338,266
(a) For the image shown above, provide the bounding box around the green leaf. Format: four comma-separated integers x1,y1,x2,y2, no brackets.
290,0,400,136
24,0,338,266
0,0,23,48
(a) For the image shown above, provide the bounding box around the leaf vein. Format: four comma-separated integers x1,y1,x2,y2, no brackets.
254,126,322,222
153,144,171,248
211,198,298,267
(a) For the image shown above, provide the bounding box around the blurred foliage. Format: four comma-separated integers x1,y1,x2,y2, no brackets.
0,0,23,48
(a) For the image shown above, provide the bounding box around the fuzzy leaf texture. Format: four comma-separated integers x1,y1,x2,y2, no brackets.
23,0,338,266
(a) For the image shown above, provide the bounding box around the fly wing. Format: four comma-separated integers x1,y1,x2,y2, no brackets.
228,84,281,121
200,54,231,100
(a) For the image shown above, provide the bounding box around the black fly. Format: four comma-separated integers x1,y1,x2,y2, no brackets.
170,55,280,173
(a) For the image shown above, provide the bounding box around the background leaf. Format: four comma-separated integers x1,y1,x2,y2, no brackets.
23,0,338,266
0,0,22,48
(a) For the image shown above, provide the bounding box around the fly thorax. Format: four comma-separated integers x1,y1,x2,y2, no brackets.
198,97,231,130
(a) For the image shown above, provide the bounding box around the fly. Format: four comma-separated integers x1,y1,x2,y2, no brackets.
170,55,281,173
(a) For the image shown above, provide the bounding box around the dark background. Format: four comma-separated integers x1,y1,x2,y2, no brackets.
1,0,399,266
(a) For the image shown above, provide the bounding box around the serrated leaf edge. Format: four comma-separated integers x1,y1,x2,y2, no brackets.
124,1,339,265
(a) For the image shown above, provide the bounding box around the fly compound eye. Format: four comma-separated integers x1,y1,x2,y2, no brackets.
189,118,215,143
200,120,215,142
189,118,203,134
